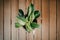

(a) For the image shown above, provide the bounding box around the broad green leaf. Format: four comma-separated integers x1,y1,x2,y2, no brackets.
18,9,24,17
34,10,40,19
15,22,22,28
27,3,34,17
30,22,40,29
16,16,26,25
17,16,27,22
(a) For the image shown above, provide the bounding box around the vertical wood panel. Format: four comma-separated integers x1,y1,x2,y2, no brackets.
11,0,18,40
50,0,56,40
33,0,42,40
0,0,3,40
0,0,59,40
57,0,60,40
19,0,26,40
42,0,49,40
4,0,11,40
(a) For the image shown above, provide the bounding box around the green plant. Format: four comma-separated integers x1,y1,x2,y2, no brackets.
15,3,40,32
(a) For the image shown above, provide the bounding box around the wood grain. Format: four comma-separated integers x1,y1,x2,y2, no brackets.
0,0,3,40
4,0,11,40
50,0,56,40
57,0,60,40
42,0,50,40
11,0,19,40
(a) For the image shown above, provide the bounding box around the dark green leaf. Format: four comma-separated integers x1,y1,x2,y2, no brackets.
34,10,40,19
18,9,24,17
30,22,39,29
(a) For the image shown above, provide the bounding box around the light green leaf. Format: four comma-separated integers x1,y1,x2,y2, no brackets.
27,3,34,17
16,16,26,25
15,22,22,28
26,22,33,32
17,16,27,22
28,12,35,23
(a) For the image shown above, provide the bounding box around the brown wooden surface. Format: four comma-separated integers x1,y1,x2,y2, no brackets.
0,0,60,40
4,0,11,40
57,0,60,40
42,0,49,40
50,0,56,40
0,0,3,40
11,0,19,40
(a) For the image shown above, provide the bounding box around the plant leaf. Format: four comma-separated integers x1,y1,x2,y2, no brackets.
25,22,33,32
27,3,34,17
34,10,40,19
30,22,40,29
16,16,27,25
18,9,24,17
15,22,22,28
17,16,27,22
28,12,35,23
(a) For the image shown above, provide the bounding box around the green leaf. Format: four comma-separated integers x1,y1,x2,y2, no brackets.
28,12,35,23
27,3,34,17
17,16,27,22
16,16,26,25
34,10,40,19
15,22,22,28
30,22,40,29
18,9,24,17
25,22,33,32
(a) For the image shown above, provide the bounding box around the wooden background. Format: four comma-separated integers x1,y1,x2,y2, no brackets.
0,0,60,40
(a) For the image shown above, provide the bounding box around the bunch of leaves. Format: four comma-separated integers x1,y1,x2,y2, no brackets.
15,3,40,32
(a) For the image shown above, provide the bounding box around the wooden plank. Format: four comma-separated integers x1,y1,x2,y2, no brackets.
4,0,11,40
26,0,34,40
0,0,3,40
11,0,19,40
57,0,60,40
33,0,42,40
50,0,56,40
42,0,49,40
18,0,26,40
